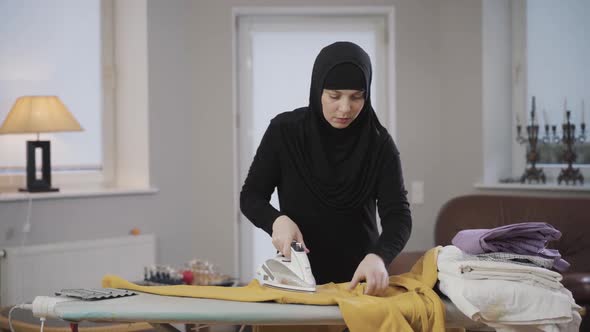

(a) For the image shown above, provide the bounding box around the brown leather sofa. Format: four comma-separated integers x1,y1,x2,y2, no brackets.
388,194,590,330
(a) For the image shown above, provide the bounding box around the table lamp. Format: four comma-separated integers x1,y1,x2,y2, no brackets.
0,96,83,192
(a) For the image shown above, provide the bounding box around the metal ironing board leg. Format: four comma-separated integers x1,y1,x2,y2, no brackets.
150,323,182,332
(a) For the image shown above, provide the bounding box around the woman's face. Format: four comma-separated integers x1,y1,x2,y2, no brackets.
320,89,365,129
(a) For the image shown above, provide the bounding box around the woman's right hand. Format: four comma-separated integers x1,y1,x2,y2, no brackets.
271,215,309,259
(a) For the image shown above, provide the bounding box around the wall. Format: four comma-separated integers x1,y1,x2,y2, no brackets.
0,0,197,272
189,0,484,275
4,0,576,281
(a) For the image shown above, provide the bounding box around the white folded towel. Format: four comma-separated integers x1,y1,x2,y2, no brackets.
438,245,562,290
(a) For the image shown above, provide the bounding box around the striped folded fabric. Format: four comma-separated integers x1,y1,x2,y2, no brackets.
475,251,555,269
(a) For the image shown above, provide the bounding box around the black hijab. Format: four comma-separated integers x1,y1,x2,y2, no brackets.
279,41,392,211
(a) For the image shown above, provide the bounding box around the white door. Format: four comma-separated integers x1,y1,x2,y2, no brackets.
236,14,391,282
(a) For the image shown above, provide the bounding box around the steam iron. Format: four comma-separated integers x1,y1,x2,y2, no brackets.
256,241,316,292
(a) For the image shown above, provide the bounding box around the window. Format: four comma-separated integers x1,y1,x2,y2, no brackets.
525,0,590,166
481,0,589,187
0,0,114,189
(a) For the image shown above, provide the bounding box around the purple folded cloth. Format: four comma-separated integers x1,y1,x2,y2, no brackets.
451,222,570,272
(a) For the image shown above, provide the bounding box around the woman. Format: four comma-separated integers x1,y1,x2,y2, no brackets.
240,41,411,296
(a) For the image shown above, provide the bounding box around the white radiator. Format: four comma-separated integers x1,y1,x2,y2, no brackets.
0,234,155,306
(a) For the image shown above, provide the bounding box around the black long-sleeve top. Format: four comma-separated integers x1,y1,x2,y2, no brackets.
240,112,412,284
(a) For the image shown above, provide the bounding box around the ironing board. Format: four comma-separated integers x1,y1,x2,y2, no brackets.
33,292,492,331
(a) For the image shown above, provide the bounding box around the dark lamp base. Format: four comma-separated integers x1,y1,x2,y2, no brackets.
23,140,59,193
18,187,59,193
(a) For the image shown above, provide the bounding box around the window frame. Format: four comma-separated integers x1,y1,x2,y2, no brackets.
511,0,590,181
0,0,152,193
512,0,527,179
0,0,116,190
479,0,590,189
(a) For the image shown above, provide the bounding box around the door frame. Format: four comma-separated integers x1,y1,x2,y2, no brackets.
231,6,396,281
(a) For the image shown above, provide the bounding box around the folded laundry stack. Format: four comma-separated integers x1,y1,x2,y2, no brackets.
437,222,581,332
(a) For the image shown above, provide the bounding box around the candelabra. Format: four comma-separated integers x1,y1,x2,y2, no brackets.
552,110,585,185
516,96,546,183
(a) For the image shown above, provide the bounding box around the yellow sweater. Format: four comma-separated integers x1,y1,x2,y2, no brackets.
102,247,445,332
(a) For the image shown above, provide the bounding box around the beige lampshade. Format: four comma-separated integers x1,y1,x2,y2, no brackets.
0,96,83,134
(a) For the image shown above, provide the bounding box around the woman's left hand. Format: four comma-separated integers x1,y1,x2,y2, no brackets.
347,253,389,296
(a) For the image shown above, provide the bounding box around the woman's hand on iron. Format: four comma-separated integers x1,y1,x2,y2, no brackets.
271,215,309,259
348,253,389,296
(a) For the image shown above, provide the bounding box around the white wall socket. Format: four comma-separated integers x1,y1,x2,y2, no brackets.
411,181,424,205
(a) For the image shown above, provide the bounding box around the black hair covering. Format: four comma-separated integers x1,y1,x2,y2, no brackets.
323,62,366,90
278,41,393,211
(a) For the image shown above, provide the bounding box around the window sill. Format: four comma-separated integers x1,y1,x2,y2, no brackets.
0,186,159,202
474,182,590,192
